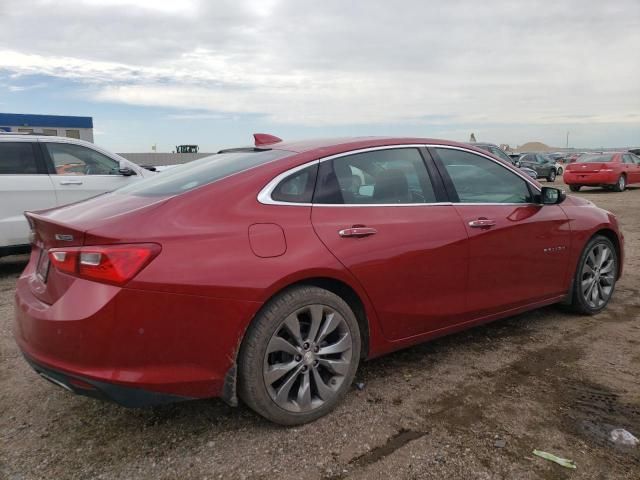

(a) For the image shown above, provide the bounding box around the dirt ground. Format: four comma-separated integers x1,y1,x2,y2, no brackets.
1,179,639,480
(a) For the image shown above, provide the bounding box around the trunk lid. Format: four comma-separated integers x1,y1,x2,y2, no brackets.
25,192,169,305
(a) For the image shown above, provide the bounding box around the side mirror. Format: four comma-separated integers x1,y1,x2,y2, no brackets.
118,167,136,176
539,187,566,205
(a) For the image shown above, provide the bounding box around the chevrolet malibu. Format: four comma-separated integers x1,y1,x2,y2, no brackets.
14,135,624,425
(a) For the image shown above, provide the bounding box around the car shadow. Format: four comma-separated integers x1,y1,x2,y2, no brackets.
575,186,640,195
106,306,556,429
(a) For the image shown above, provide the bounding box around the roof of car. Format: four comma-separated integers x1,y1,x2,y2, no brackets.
261,136,478,156
466,142,498,148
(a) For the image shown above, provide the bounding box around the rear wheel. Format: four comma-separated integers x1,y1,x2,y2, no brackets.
568,235,618,315
569,185,581,192
238,286,361,425
613,175,626,192
547,170,556,182
557,167,563,175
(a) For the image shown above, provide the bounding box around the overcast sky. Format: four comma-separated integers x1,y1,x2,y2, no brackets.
0,0,638,151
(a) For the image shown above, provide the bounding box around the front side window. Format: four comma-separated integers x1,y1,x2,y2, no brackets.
0,142,39,174
314,148,436,204
489,147,513,164
436,148,533,204
46,143,120,175
622,154,634,164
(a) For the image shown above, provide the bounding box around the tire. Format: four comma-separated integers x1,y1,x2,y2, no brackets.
557,167,563,175
238,286,361,425
547,170,556,182
567,235,618,315
613,175,626,192
569,185,581,192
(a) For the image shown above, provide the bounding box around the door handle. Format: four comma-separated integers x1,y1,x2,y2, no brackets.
468,218,496,228
59,180,84,185
339,227,378,238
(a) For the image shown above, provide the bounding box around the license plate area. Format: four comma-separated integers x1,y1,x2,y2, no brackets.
36,249,50,283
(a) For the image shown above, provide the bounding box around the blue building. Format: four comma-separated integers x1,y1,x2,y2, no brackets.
0,113,94,142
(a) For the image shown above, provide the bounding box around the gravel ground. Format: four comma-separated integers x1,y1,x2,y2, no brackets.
1,180,639,480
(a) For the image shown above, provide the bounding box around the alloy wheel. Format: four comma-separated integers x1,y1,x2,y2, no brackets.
618,176,625,191
581,243,616,309
263,304,353,412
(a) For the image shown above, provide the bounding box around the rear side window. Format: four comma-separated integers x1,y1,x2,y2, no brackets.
314,148,436,204
271,164,318,203
436,148,533,204
117,149,293,196
0,142,39,174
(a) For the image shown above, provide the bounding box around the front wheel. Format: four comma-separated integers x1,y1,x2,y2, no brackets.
569,185,581,192
238,286,361,425
557,167,563,175
568,235,618,315
613,175,626,192
547,170,556,182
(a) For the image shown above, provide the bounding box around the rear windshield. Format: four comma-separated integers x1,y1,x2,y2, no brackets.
577,154,614,163
116,149,293,196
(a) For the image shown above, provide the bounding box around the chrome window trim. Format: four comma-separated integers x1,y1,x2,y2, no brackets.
257,143,541,207
256,160,319,206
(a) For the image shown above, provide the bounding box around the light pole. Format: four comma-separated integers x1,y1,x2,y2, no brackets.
566,131,569,149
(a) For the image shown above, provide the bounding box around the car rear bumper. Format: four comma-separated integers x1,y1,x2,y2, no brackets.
14,271,261,406
23,353,191,407
563,171,618,185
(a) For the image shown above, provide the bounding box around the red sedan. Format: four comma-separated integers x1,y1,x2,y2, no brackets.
14,135,624,425
564,152,640,192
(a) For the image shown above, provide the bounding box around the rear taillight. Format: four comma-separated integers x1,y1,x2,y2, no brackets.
48,244,161,285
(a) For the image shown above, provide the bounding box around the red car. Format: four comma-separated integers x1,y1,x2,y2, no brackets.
14,135,624,425
564,152,640,192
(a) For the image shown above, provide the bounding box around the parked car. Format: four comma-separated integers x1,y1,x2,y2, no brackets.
15,135,623,425
0,134,154,257
518,153,558,181
564,152,640,192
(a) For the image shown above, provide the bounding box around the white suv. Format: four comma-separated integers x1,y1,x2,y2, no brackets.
0,133,153,256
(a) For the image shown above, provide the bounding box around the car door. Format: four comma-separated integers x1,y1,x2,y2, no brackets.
622,154,640,184
633,154,640,183
310,146,469,340
41,141,140,206
430,146,571,318
536,155,552,177
0,141,56,247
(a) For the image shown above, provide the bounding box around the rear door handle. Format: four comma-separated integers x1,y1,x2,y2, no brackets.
59,180,83,185
468,218,496,228
339,227,378,238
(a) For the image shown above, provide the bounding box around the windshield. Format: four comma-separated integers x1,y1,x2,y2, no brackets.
577,154,614,163
116,149,293,196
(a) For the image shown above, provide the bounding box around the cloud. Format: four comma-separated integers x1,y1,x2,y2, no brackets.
0,0,638,131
